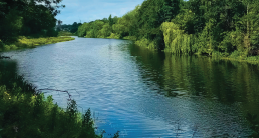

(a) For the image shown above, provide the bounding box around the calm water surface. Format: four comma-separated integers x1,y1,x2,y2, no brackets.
1,36,259,137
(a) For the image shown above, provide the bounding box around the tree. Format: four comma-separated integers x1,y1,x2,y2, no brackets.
108,14,114,26
70,22,78,33
57,20,63,30
0,0,65,42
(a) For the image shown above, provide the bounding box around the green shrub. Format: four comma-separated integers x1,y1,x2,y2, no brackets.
135,38,150,47
122,36,137,40
107,33,120,39
245,56,259,61
229,50,246,59
58,31,74,36
0,68,119,138
3,45,10,50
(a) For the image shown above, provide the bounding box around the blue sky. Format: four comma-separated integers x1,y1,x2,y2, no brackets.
55,0,145,25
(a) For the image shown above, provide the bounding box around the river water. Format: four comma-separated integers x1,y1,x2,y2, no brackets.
1,36,259,137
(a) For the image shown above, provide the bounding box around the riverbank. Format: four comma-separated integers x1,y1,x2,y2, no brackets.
0,61,103,138
83,35,259,64
0,40,119,138
208,51,259,65
58,31,75,36
0,36,75,52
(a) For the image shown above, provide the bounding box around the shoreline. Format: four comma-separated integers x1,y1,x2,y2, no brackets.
0,36,75,52
0,36,119,138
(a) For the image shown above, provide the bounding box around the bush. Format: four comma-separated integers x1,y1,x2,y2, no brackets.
0,68,119,138
135,38,151,48
245,56,259,61
58,31,74,36
229,50,246,59
0,72,100,138
107,33,120,39
122,36,137,40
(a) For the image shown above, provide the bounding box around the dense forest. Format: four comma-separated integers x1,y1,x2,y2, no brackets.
77,0,259,60
0,0,64,44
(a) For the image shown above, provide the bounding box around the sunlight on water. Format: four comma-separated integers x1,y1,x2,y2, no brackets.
1,37,257,137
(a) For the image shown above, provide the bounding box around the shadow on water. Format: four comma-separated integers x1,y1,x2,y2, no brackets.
0,59,38,95
127,42,259,135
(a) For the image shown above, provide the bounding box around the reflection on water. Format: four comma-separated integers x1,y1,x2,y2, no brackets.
1,37,258,137
129,44,259,116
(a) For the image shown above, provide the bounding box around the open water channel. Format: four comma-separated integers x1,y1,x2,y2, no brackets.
1,36,259,137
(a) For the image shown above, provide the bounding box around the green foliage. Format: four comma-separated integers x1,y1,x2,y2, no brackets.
229,50,248,59
78,23,91,37
0,40,4,51
71,22,82,33
79,108,96,138
0,36,75,51
76,0,259,61
97,23,112,38
193,19,216,55
85,21,105,38
107,33,121,39
58,31,74,36
113,131,120,138
0,0,64,43
135,38,152,48
161,22,194,54
122,36,137,41
108,14,114,26
171,9,196,34
0,86,101,138
0,9,23,43
58,22,82,34
0,67,117,138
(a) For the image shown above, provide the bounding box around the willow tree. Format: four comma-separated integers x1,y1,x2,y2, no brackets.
161,22,194,54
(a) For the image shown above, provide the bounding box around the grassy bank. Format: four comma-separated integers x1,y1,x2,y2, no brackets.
0,51,119,138
0,63,99,138
58,31,75,36
211,51,259,64
0,36,75,52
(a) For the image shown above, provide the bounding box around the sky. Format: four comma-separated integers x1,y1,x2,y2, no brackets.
55,0,145,25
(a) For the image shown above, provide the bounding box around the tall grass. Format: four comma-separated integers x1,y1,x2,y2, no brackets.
0,36,75,51
0,63,118,138
58,31,75,36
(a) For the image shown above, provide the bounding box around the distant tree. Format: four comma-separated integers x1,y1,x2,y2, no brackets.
57,20,63,30
108,14,114,26
70,22,78,33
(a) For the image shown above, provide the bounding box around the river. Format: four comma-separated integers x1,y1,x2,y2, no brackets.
1,36,258,137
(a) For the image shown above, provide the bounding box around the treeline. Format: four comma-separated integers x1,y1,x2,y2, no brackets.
57,22,82,34
0,0,64,44
78,15,120,38
77,0,259,60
